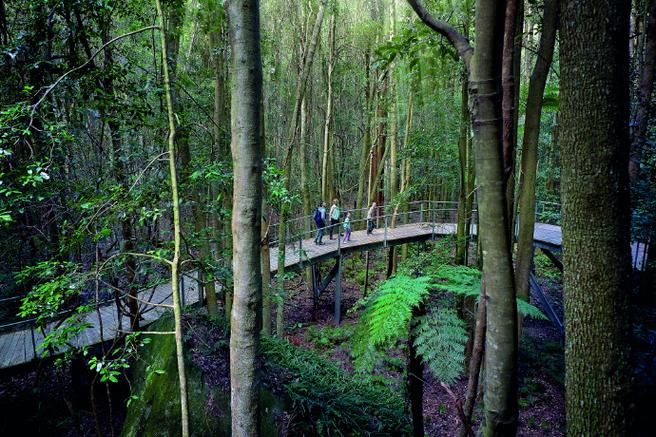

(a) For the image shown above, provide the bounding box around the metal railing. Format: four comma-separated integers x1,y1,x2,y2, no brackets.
268,200,479,250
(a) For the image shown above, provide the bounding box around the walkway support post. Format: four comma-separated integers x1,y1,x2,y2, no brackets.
384,216,388,247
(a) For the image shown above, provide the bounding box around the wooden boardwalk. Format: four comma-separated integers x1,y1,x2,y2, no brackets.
0,274,200,370
0,220,648,370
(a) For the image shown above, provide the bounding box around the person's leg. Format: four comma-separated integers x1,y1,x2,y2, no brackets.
329,219,334,239
318,227,324,244
367,219,373,234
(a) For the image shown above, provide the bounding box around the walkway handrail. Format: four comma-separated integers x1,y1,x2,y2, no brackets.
268,200,476,248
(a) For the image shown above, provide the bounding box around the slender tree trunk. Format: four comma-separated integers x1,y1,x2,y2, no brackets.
321,10,336,202
226,0,264,434
629,0,656,181
515,0,558,314
460,279,487,437
560,0,633,434
299,96,312,214
408,304,426,437
501,0,522,239
456,73,470,265
357,51,374,210
469,0,519,434
155,0,189,434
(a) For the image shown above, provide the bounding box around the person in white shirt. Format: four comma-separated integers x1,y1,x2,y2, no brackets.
367,202,377,235
328,198,341,240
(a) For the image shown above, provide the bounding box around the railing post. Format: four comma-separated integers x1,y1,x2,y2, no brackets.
420,201,424,223
30,325,37,360
299,235,303,268
384,216,388,247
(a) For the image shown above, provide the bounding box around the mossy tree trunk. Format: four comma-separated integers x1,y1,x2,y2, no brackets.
560,0,633,434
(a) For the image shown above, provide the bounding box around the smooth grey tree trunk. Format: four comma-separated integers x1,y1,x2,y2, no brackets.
226,0,264,435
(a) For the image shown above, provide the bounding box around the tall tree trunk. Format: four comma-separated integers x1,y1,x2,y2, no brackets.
515,0,558,315
408,304,426,437
226,0,264,435
299,95,312,214
388,1,399,275
501,0,522,239
560,0,632,434
456,73,470,265
155,0,190,434
321,9,336,202
261,200,272,336
629,0,656,181
470,0,519,434
357,50,374,210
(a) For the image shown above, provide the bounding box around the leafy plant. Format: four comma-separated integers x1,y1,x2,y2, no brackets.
414,308,468,385
262,336,410,435
351,274,432,370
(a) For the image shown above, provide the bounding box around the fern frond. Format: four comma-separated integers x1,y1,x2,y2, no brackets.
413,308,468,386
351,275,432,371
517,298,548,320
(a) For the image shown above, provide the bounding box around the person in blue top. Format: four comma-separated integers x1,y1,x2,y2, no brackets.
314,201,326,245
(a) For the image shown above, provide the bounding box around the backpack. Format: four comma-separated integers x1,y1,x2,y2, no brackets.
314,208,322,225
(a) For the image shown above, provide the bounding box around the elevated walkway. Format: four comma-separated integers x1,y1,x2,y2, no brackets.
0,201,648,369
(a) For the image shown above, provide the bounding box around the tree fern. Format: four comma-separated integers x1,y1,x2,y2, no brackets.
413,308,468,386
433,264,547,320
351,275,432,370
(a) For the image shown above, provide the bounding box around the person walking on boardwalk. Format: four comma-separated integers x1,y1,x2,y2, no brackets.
329,198,341,240
343,211,352,243
367,202,377,235
314,201,327,245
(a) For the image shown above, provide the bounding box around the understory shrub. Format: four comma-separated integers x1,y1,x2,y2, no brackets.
261,336,410,436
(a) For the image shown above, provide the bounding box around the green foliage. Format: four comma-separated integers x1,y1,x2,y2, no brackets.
261,336,410,436
351,274,432,370
305,324,354,350
414,308,468,385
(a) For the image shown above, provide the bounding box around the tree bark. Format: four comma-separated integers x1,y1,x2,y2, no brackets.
456,73,470,265
226,0,264,435
321,9,336,202
501,0,522,239
515,0,558,315
560,0,633,434
629,0,656,181
469,1,519,435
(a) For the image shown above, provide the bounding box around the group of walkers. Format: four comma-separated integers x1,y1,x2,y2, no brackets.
313,199,378,245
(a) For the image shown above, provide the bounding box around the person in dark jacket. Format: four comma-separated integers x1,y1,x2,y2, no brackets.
314,201,326,245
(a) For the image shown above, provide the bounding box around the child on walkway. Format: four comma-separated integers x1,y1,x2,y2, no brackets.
342,212,352,242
